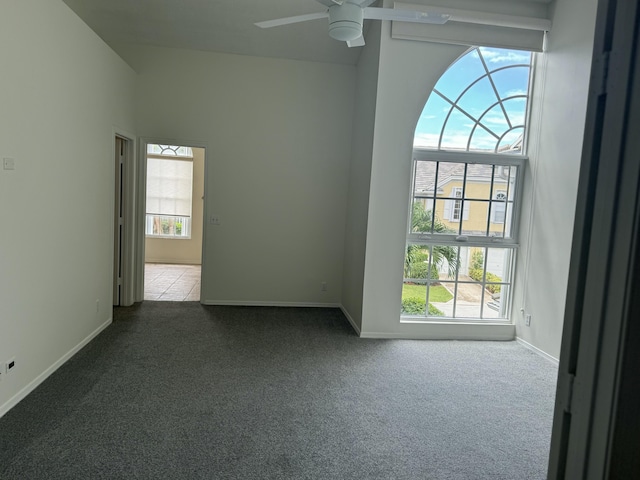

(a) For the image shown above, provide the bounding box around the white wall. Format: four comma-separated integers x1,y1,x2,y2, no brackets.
0,0,136,414
120,46,355,306
341,23,382,332
513,0,598,359
145,147,205,265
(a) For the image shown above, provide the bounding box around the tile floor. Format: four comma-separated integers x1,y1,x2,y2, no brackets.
144,263,201,301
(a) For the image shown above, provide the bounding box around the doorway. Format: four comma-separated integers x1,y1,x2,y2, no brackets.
142,143,205,301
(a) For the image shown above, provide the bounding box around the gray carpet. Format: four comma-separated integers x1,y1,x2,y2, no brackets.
0,303,557,479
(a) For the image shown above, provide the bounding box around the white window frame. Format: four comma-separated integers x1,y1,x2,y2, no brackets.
145,150,194,240
408,151,525,247
404,153,526,322
403,46,533,322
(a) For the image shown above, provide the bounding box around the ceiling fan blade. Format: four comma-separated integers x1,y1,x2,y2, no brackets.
347,0,377,7
363,7,450,24
255,12,329,29
346,35,366,47
315,0,344,6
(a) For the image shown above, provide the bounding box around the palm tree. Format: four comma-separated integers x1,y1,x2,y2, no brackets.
405,203,459,280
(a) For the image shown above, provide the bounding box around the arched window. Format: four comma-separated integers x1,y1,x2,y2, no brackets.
402,47,532,321
147,144,194,157
415,47,531,152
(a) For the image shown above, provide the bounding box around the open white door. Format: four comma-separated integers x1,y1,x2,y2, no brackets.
113,133,137,307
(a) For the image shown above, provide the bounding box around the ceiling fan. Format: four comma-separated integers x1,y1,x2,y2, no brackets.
255,0,451,47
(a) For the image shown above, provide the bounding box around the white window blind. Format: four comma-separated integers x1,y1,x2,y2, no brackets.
391,3,550,52
146,157,193,217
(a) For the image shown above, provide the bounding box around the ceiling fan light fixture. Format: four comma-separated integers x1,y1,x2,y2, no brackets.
328,4,363,42
329,22,362,41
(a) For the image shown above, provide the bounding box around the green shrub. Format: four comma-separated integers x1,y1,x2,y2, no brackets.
485,272,501,283
468,268,502,294
471,249,484,270
407,262,439,281
485,272,502,294
401,297,425,315
412,250,429,262
428,303,445,316
468,267,483,282
401,297,445,316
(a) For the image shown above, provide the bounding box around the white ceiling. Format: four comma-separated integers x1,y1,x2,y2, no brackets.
62,0,553,66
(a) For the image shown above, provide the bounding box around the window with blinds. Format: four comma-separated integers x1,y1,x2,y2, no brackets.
145,145,194,239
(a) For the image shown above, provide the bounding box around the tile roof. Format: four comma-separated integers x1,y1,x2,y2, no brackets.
414,161,498,195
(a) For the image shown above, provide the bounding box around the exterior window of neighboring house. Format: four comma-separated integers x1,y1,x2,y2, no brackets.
403,46,532,321
145,144,194,239
492,191,507,224
446,187,470,222
450,188,462,221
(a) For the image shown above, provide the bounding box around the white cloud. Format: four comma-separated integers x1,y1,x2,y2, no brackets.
505,88,527,97
413,130,496,151
483,114,508,126
413,132,441,148
480,49,530,64
512,114,525,125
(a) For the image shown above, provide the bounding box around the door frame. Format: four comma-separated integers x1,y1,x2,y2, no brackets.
547,0,640,477
134,137,209,302
112,128,137,307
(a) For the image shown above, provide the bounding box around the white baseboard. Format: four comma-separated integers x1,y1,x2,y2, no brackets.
0,317,113,419
516,337,559,365
200,300,341,308
339,305,361,336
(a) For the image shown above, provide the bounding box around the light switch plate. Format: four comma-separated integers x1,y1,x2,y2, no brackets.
3,158,15,170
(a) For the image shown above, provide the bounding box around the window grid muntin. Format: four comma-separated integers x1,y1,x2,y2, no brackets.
408,154,525,246
405,47,532,322
147,144,194,157
425,47,532,153
145,214,192,239
404,244,515,320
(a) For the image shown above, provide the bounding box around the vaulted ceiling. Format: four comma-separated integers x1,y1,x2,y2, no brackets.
62,0,553,66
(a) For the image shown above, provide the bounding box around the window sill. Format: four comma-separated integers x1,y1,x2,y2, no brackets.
400,316,512,325
145,235,192,240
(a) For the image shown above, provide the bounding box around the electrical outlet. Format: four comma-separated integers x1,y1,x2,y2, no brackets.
5,357,16,374
321,282,327,292
96,299,100,313
525,313,532,327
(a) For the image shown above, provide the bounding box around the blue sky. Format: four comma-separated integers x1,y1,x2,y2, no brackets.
414,47,532,151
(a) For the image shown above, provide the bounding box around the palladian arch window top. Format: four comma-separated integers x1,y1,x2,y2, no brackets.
147,144,194,157
414,47,532,153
